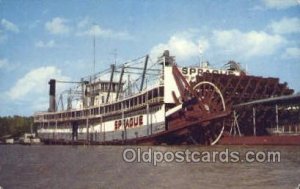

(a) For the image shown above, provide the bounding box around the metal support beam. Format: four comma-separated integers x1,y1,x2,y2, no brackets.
230,110,241,136
172,65,194,98
90,76,95,106
106,64,115,103
275,104,279,132
123,67,160,71
253,107,256,136
58,94,64,111
121,71,159,76
140,55,149,92
116,66,125,100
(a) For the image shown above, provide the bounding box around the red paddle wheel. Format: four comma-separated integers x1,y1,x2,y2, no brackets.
161,66,230,145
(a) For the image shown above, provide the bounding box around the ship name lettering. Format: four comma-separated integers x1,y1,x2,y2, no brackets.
181,67,235,76
114,115,143,130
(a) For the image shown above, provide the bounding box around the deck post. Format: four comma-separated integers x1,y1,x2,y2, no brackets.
48,121,50,140
146,90,150,136
150,110,153,135
86,118,89,143
103,117,105,142
100,116,102,142
55,120,58,140
122,101,126,141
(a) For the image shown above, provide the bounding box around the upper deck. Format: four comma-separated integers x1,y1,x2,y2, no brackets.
34,85,164,123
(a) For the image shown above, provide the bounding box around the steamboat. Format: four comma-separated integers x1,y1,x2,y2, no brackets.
33,50,300,145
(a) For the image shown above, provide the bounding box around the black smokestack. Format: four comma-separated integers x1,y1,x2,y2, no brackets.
48,79,56,112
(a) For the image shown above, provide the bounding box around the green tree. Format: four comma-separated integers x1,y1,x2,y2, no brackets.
0,116,33,138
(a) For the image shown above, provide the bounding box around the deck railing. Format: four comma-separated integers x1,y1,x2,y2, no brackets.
34,97,164,123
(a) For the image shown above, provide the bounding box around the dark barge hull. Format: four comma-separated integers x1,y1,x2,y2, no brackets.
219,135,300,145
41,135,300,145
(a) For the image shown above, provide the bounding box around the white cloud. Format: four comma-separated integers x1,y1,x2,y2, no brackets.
150,34,209,61
150,29,286,62
7,66,69,100
1,19,19,33
0,58,9,69
212,29,285,58
77,17,90,28
198,38,210,54
268,17,300,34
35,40,56,48
77,25,132,40
282,47,300,59
45,17,70,34
262,0,299,9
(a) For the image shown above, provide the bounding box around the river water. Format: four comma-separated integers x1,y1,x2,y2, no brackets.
0,145,299,189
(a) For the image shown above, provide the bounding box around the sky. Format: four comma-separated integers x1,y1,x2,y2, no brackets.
0,0,299,116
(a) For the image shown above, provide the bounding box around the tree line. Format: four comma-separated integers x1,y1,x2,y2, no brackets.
0,116,34,138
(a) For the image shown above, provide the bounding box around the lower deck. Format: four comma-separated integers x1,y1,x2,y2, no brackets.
36,104,166,144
